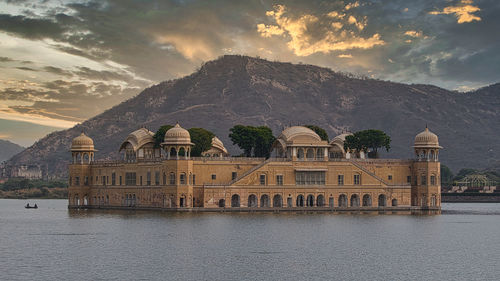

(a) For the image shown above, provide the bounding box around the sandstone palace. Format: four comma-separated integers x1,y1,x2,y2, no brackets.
68,124,442,211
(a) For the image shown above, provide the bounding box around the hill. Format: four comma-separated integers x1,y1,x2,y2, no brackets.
6,55,499,177
0,139,24,163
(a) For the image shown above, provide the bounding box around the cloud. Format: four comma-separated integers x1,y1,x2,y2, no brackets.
0,56,15,62
337,54,353,58
404,30,423,38
15,66,37,71
257,5,384,57
429,0,481,24
43,66,73,77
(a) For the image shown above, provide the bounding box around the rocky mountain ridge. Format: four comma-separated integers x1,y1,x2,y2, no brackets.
7,55,499,177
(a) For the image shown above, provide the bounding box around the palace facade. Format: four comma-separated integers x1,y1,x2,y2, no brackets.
68,124,442,211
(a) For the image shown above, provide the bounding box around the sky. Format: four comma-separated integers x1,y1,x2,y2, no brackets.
0,0,498,147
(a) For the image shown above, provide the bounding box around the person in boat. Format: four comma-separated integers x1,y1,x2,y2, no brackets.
34,204,37,208
26,203,30,208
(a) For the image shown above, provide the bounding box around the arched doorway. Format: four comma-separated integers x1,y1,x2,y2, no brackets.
248,194,258,207
362,194,372,207
338,194,347,207
260,194,270,207
317,195,325,207
329,197,334,208
350,194,360,207
378,194,386,207
231,194,240,207
83,195,88,206
287,197,293,207
273,194,283,207
306,194,314,207
392,198,398,207
218,199,225,208
179,196,185,207
296,195,304,207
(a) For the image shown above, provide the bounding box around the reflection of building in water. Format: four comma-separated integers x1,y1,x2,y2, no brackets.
452,174,497,193
68,124,442,211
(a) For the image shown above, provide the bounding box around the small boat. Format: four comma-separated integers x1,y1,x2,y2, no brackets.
25,204,38,209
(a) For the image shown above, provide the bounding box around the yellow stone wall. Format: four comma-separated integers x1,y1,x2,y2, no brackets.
68,157,438,210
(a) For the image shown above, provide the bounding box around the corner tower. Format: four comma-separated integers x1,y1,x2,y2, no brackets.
68,132,96,207
411,127,442,209
161,123,195,208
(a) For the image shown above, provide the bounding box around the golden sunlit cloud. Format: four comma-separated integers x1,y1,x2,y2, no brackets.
429,0,481,24
345,2,360,11
155,34,215,61
257,5,384,57
337,54,353,58
0,106,78,128
256,24,284,38
347,15,366,31
404,30,423,37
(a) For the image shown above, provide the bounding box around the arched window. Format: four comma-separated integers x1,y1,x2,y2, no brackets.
296,194,305,207
170,147,177,157
169,172,176,185
378,194,386,207
306,148,314,160
317,195,325,207
306,194,315,207
362,194,372,207
163,173,166,185
297,148,304,159
180,173,186,185
260,194,270,207
218,199,225,208
273,194,283,207
391,198,398,207
248,194,258,207
179,147,186,157
231,194,240,207
350,194,360,207
338,194,347,207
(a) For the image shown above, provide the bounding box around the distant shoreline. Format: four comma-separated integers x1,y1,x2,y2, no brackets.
0,187,67,199
441,193,500,203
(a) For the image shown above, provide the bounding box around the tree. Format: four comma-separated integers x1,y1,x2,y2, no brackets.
153,125,173,147
304,125,329,141
440,164,454,187
188,128,215,157
229,125,275,157
229,125,256,157
253,126,276,158
344,129,391,158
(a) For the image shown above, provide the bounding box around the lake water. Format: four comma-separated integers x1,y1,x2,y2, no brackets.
1,199,499,281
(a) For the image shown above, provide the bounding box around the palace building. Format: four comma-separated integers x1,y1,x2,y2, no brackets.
68,124,442,211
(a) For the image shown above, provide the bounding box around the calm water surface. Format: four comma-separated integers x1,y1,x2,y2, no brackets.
1,199,499,281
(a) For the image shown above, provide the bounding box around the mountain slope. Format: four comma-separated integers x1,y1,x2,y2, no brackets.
0,139,24,162
7,55,499,176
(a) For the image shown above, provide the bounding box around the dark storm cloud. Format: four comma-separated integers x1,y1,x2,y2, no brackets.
15,66,37,71
43,66,73,77
0,14,65,39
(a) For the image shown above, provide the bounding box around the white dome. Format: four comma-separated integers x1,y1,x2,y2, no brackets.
163,123,193,145
71,133,95,151
414,127,441,148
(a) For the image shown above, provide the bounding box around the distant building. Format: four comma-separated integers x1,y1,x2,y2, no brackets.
12,164,42,179
452,174,497,193
68,124,442,211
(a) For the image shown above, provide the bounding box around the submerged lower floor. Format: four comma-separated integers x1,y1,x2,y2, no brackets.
68,185,441,211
